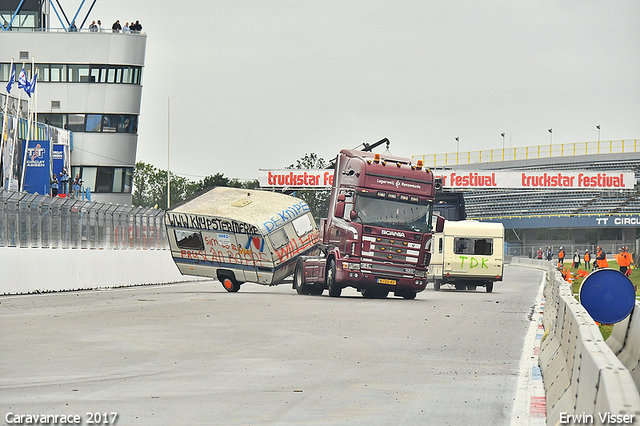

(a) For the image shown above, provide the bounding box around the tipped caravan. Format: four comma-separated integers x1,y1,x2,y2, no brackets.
165,187,320,292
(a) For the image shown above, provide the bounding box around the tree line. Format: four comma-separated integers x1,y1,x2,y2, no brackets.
131,153,331,220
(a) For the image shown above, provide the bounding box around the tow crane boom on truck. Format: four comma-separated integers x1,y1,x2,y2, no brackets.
294,147,444,299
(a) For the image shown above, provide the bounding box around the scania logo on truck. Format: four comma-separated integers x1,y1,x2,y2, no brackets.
381,229,406,238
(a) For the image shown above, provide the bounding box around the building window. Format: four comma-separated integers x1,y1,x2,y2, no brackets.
75,166,134,194
50,64,67,82
85,114,102,132
67,114,85,132
36,113,138,134
0,64,142,85
68,65,90,82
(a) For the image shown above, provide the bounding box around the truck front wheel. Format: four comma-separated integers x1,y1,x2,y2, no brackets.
294,259,309,295
485,282,494,293
326,259,342,297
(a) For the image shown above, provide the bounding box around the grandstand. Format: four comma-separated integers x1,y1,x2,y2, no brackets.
414,139,640,257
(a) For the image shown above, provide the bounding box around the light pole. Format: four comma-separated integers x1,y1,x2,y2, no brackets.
596,125,600,142
501,133,505,150
548,128,553,145
455,137,459,153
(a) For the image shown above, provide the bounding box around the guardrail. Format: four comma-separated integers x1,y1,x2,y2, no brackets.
413,139,639,167
535,264,640,424
0,189,167,250
607,300,640,391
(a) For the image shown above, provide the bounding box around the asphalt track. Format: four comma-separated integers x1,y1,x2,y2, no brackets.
0,265,542,426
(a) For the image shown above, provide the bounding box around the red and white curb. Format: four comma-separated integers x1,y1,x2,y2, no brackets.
512,273,547,425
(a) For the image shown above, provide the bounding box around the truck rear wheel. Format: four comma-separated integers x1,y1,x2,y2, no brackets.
294,259,309,295
402,291,416,300
326,259,341,297
485,282,494,293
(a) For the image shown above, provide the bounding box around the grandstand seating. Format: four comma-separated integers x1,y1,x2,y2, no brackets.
441,150,640,220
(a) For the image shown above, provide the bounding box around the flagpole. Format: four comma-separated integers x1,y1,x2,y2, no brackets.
0,58,13,189
167,96,170,209
20,58,34,192
8,64,23,191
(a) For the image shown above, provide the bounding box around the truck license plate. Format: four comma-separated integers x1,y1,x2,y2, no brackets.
377,278,396,285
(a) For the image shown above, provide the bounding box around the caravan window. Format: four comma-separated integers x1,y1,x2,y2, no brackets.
292,213,313,237
174,229,205,251
269,228,290,250
454,237,493,256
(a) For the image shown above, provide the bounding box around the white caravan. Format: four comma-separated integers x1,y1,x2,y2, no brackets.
428,220,504,292
165,187,320,292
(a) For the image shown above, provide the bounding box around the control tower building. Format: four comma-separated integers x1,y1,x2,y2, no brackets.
0,0,146,204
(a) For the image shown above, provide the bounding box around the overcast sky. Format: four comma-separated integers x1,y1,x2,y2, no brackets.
61,0,639,181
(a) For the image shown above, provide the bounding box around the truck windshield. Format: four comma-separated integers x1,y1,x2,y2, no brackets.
354,195,433,233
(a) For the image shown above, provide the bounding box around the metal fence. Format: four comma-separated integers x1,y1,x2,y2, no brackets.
0,189,167,250
413,139,640,167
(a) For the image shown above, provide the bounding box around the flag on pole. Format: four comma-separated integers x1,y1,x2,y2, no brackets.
28,71,38,96
6,63,15,93
17,68,29,95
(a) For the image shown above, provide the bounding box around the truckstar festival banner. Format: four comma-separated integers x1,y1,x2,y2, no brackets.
435,170,635,190
259,170,334,188
259,169,635,190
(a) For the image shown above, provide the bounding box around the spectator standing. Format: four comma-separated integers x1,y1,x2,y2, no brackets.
546,246,553,261
50,175,59,197
618,247,632,276
132,20,142,32
595,246,608,270
123,22,130,33
536,248,543,260
584,249,591,270
112,20,121,33
97,20,104,32
59,167,69,195
558,247,565,266
572,250,581,269
89,20,97,32
72,174,82,198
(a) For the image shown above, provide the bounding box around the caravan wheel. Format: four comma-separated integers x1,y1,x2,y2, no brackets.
219,274,241,293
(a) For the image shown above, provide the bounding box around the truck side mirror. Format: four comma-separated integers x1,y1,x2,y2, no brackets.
349,210,358,221
334,194,346,218
435,215,445,233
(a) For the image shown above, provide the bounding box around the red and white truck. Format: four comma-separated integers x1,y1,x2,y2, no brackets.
293,149,442,299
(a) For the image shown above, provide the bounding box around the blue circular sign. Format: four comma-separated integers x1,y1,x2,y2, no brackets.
579,268,636,324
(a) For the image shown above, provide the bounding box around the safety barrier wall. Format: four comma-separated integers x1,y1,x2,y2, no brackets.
0,189,167,250
535,265,640,425
0,246,196,294
607,300,640,391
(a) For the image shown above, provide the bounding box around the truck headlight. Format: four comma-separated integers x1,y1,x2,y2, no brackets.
415,270,427,278
342,262,360,270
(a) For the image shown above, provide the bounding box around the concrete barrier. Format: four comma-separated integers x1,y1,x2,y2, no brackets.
0,247,201,294
608,300,640,390
537,265,640,425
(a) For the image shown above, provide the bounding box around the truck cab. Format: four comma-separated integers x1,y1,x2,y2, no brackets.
294,149,440,299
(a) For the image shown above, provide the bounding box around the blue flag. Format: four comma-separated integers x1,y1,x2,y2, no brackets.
6,63,15,93
27,71,37,96
17,68,29,95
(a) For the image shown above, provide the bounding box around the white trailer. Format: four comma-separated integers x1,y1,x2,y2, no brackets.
428,220,504,292
165,187,320,292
